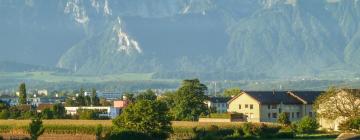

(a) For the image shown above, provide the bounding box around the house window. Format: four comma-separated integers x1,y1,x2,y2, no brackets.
239,104,241,109
268,113,271,118
245,104,248,108
291,112,294,118
309,112,313,117
272,113,277,118
250,104,253,109
271,105,277,109
279,108,282,113
296,112,300,118
268,105,271,109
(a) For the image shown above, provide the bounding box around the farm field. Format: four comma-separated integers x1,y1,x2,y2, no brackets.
0,120,246,128
0,120,338,140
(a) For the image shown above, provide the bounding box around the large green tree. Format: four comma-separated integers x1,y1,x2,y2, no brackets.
75,88,86,106
113,100,172,139
223,88,242,97
91,88,100,106
52,103,66,119
18,83,27,104
136,89,157,101
172,79,208,121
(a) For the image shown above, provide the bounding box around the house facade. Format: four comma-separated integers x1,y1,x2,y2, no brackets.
228,91,321,123
65,106,120,119
205,97,231,113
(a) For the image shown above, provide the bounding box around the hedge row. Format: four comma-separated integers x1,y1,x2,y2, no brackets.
0,124,112,135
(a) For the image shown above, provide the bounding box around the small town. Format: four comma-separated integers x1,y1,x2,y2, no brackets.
0,80,359,140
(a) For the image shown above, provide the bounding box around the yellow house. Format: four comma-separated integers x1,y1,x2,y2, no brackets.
227,91,322,123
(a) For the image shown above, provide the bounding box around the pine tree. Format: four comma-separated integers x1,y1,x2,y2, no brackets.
18,83,27,104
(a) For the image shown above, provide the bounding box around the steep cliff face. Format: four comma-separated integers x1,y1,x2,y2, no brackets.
2,0,360,79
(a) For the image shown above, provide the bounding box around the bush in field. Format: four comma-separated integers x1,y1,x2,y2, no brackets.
52,103,66,119
22,111,36,119
28,117,44,140
95,124,103,140
192,125,235,140
277,112,291,126
339,117,360,131
0,110,10,119
41,109,54,119
293,116,319,134
78,109,98,120
107,130,153,140
241,123,260,137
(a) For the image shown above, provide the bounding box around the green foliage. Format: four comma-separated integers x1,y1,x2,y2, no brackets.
41,108,54,119
113,100,172,139
18,83,27,104
99,98,112,106
28,117,45,140
222,88,241,97
277,112,291,126
172,79,208,121
293,116,319,134
0,101,8,110
123,92,135,103
65,98,76,106
136,89,157,101
52,103,65,119
108,130,153,140
8,106,21,119
339,117,360,131
95,124,103,140
78,109,99,120
0,110,10,119
91,88,100,106
22,111,35,119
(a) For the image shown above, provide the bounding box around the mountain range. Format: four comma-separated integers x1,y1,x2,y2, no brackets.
2,0,360,80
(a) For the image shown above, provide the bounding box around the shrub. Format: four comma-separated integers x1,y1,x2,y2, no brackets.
0,110,10,119
107,130,153,140
78,109,98,120
28,117,45,140
294,116,319,134
339,117,360,131
276,131,295,138
41,109,54,119
95,124,103,140
240,123,262,137
277,112,291,126
258,123,281,138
